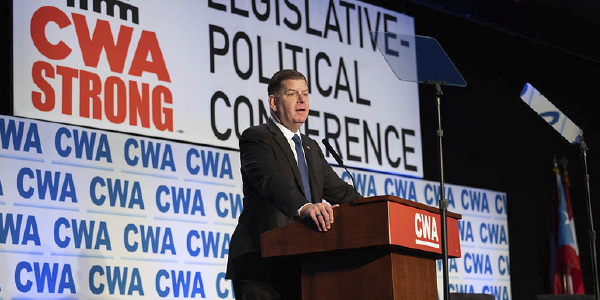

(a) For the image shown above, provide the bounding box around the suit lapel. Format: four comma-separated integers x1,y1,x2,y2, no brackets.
266,120,306,196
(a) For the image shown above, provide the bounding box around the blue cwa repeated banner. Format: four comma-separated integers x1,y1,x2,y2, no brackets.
0,115,510,299
0,115,239,298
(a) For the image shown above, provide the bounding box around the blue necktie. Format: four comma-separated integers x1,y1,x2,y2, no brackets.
292,134,312,202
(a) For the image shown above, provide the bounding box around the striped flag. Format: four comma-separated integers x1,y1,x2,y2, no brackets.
551,158,585,294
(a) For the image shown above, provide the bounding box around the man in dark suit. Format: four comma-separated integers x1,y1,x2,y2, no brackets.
225,69,359,299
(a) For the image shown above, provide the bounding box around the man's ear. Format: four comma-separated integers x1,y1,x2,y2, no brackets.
268,94,278,112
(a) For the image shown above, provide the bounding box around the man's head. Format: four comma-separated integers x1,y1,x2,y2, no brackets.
268,69,309,133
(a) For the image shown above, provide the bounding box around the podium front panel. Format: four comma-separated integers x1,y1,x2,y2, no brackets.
389,201,461,257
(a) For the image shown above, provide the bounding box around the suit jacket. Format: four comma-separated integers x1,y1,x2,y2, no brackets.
225,119,358,285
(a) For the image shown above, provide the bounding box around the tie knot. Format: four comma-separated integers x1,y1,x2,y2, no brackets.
292,134,301,145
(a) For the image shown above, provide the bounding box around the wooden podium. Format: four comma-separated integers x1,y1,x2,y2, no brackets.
261,195,462,300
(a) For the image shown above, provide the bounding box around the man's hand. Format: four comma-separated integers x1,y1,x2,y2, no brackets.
299,203,340,231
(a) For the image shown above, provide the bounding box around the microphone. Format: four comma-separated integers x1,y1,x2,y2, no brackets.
322,138,359,199
322,138,345,167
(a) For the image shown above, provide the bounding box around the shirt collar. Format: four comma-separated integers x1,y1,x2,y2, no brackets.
271,116,298,141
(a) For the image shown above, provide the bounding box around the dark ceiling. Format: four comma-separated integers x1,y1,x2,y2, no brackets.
361,0,600,150
369,0,600,63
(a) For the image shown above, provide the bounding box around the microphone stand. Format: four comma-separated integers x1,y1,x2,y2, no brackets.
429,82,450,300
322,138,359,199
576,136,600,300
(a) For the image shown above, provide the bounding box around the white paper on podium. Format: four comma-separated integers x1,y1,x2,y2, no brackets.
520,83,583,144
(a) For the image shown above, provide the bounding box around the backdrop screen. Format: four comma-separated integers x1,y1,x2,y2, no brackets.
6,1,511,299
13,0,422,177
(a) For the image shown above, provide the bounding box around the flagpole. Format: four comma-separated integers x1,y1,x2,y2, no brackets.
577,137,600,300
559,158,580,294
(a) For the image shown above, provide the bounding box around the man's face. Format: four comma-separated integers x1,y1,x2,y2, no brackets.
270,78,309,132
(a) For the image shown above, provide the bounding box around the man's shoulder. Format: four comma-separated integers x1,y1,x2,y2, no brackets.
240,122,279,141
242,122,271,135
